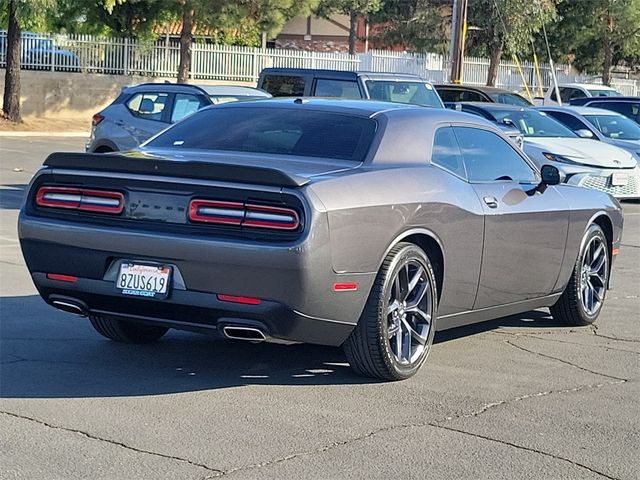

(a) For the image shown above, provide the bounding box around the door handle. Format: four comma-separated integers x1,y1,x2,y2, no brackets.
483,196,499,208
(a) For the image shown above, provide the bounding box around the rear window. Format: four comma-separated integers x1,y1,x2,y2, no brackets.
146,107,377,162
367,81,443,107
261,75,305,97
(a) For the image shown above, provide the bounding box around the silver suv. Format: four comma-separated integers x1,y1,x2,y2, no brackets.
86,83,271,153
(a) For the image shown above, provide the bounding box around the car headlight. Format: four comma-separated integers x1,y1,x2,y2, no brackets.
542,152,589,166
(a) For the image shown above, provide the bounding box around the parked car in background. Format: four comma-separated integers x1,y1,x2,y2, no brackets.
456,102,640,199
258,68,444,108
20,99,623,380
86,83,271,153
539,106,640,160
541,83,622,105
569,96,640,125
445,102,524,148
435,84,532,106
0,31,80,71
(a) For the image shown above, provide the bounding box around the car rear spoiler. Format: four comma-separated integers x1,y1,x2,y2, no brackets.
43,152,309,188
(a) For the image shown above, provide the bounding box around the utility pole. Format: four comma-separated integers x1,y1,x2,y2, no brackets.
450,0,468,84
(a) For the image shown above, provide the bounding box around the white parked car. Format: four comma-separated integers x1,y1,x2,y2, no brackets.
456,103,640,200
538,106,640,161
541,83,622,106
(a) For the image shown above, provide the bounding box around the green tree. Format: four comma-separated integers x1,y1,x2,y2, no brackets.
466,0,556,86
316,0,382,55
174,0,318,82
545,0,640,85
1,0,56,122
369,0,452,55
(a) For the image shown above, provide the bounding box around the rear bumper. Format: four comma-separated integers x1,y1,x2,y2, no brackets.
19,213,375,346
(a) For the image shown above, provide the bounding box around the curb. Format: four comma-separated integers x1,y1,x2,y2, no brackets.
0,131,88,137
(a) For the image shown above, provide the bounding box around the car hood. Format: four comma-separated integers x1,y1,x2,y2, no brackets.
524,137,637,168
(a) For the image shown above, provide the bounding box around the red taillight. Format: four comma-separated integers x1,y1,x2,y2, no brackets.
36,186,124,214
47,273,78,283
189,199,300,231
188,200,244,225
333,282,359,292
217,294,261,305
92,113,104,126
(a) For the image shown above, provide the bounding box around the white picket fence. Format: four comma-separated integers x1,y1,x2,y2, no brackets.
0,32,637,95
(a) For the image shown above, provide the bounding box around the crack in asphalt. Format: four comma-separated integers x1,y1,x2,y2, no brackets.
429,423,621,480
201,380,624,479
523,335,640,355
0,410,223,475
504,339,628,382
591,324,640,344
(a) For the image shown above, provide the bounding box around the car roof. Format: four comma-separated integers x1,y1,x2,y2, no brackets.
195,85,271,97
455,102,528,111
538,105,620,116
259,68,424,82
122,83,210,95
557,83,619,90
434,84,520,95
207,97,476,122
570,96,640,105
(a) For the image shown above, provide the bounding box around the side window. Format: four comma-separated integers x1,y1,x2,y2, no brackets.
461,90,487,102
453,127,538,183
171,94,208,123
591,102,640,122
436,89,461,102
431,127,466,179
569,89,587,101
559,88,574,103
261,75,305,97
314,78,361,99
546,111,589,132
127,93,169,122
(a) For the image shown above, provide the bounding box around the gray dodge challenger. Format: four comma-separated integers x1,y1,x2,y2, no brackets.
18,98,624,380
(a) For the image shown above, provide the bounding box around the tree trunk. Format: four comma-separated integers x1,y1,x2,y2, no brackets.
177,6,194,83
486,42,503,87
2,0,22,122
602,13,613,86
348,11,358,55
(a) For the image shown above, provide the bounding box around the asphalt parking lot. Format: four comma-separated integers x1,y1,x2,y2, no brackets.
1,136,639,480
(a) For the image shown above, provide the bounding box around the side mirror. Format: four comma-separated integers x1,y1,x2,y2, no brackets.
575,129,594,139
538,165,564,193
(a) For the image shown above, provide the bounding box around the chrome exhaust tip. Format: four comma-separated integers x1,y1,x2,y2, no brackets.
51,299,88,317
222,325,267,342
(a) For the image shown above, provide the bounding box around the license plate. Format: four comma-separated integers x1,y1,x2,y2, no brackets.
611,173,629,186
117,262,171,299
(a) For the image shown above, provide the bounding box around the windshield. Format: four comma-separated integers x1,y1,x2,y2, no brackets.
146,107,377,162
491,109,576,138
584,113,640,140
365,81,443,107
586,89,622,97
490,92,532,106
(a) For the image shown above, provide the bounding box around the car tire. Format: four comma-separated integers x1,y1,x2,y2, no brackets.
89,314,169,343
343,242,438,381
550,224,609,326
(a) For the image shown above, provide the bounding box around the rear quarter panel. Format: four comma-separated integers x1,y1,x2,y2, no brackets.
307,165,485,316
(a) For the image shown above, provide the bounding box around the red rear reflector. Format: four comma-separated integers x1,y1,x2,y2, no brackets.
333,282,359,292
92,114,105,126
36,186,124,214
217,294,261,305
188,199,300,231
47,273,78,283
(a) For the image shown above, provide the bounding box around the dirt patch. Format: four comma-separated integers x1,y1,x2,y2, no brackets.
0,116,89,132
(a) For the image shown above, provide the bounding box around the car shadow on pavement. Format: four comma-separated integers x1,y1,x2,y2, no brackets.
0,184,28,210
1,294,561,398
